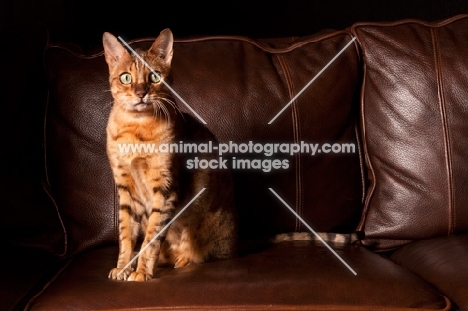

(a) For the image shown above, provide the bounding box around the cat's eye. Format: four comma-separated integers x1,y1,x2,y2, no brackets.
119,73,132,85
149,72,161,83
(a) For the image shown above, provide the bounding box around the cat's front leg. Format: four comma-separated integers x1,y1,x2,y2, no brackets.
109,184,140,280
128,191,176,281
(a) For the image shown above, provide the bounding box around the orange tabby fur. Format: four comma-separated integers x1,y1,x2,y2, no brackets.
103,29,237,281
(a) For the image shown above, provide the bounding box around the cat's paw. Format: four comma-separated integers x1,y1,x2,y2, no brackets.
127,271,152,281
174,256,191,268
108,267,131,281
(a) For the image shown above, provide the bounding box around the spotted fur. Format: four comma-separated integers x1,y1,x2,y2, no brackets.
103,29,237,281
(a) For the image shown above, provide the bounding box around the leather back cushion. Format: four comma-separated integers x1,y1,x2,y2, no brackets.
45,31,363,255
353,15,468,250
0,26,66,255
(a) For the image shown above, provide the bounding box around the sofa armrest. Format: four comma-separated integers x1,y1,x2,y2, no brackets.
391,234,468,311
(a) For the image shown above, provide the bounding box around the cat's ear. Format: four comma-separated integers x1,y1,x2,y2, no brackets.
102,32,129,68
148,29,173,66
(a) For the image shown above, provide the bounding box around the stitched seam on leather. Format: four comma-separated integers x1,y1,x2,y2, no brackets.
80,298,453,311
24,258,73,310
351,35,367,207
351,14,468,34
354,123,366,206
292,74,304,231
432,28,454,235
41,180,68,257
43,90,51,187
276,54,302,231
48,30,357,58
356,60,376,233
43,90,68,257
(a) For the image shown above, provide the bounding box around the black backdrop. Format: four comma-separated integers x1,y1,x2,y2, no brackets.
3,0,468,47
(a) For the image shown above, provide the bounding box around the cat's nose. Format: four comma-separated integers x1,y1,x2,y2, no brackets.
134,84,148,98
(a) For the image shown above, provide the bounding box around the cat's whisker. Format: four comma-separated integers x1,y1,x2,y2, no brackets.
153,101,166,123
150,98,171,124
164,106,172,125
158,100,172,124
158,105,165,122
158,96,185,122
152,102,159,119
102,101,114,109
160,97,178,111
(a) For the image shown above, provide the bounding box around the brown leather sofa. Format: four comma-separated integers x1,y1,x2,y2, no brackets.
3,14,468,311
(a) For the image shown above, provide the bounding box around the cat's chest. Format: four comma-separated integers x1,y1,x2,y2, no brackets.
107,118,176,165
107,120,175,203
111,122,171,142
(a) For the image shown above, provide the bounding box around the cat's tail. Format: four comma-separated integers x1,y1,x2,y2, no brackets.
238,231,362,256
271,232,361,245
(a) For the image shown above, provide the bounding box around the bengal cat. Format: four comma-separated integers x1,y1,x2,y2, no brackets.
103,29,237,281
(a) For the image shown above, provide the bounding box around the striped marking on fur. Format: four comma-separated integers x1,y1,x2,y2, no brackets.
272,232,359,245
117,187,206,278
268,188,357,276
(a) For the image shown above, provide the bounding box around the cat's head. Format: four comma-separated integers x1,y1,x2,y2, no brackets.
103,29,175,118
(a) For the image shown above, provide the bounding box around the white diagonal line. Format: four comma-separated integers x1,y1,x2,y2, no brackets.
117,37,207,125
268,36,357,124
268,188,357,276
117,187,206,277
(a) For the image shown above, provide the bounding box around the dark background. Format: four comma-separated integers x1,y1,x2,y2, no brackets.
3,0,468,47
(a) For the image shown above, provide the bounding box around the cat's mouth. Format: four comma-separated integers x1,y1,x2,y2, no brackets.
133,101,153,112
